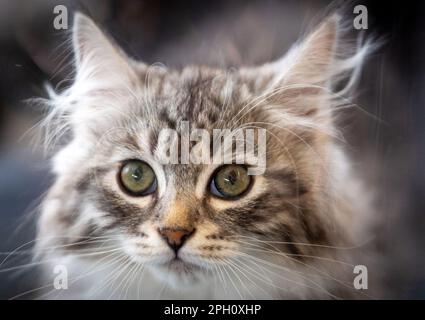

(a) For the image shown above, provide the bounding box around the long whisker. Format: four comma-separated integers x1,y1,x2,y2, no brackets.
86,254,129,298
228,249,342,299
107,257,134,300
226,234,373,250
221,258,254,299
0,247,122,274
223,257,271,299
0,235,122,268
37,251,125,300
218,259,243,299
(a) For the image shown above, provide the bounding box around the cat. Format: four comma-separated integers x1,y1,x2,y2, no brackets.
33,12,377,299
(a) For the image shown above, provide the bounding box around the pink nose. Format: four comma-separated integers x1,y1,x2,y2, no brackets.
158,227,195,252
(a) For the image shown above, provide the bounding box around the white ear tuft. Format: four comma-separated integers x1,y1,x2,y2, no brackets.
73,13,123,67
238,14,376,134
273,15,340,87
72,13,136,88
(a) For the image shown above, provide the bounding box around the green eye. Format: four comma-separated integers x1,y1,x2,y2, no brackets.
119,160,157,196
210,165,252,199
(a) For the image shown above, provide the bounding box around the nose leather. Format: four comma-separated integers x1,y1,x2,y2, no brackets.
158,228,194,253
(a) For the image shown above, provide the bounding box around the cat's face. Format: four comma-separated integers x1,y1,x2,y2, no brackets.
37,13,362,292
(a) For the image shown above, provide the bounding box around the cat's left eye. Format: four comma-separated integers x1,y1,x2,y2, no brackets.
209,165,252,199
118,160,157,196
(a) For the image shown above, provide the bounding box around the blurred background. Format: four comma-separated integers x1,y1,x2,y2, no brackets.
0,0,424,299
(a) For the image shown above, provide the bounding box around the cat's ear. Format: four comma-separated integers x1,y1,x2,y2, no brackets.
72,13,137,89
241,16,345,120
243,16,340,96
270,15,339,87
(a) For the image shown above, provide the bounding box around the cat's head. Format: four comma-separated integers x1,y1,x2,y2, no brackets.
37,13,371,292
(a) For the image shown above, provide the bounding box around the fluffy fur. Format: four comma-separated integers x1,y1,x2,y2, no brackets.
34,12,377,299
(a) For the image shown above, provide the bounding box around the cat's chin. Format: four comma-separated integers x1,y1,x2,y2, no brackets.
148,258,202,287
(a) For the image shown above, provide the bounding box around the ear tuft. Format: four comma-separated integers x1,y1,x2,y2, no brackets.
71,12,137,93
72,12,107,68
281,14,340,86
239,13,376,132
72,12,131,72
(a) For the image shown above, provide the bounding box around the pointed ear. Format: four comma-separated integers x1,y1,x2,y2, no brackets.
239,16,343,120
72,13,137,89
235,15,350,135
240,16,340,93
271,15,339,87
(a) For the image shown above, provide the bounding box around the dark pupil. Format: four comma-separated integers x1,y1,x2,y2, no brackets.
132,167,143,181
226,170,238,185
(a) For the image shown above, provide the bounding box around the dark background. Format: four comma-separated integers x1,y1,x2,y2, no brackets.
0,0,424,299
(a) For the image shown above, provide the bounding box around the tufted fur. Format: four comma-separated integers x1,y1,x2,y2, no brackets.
34,12,378,299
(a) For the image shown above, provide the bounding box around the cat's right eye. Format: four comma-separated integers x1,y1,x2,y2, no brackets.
118,160,157,196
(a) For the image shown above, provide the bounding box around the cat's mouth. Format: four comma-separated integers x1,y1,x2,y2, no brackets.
166,257,201,274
